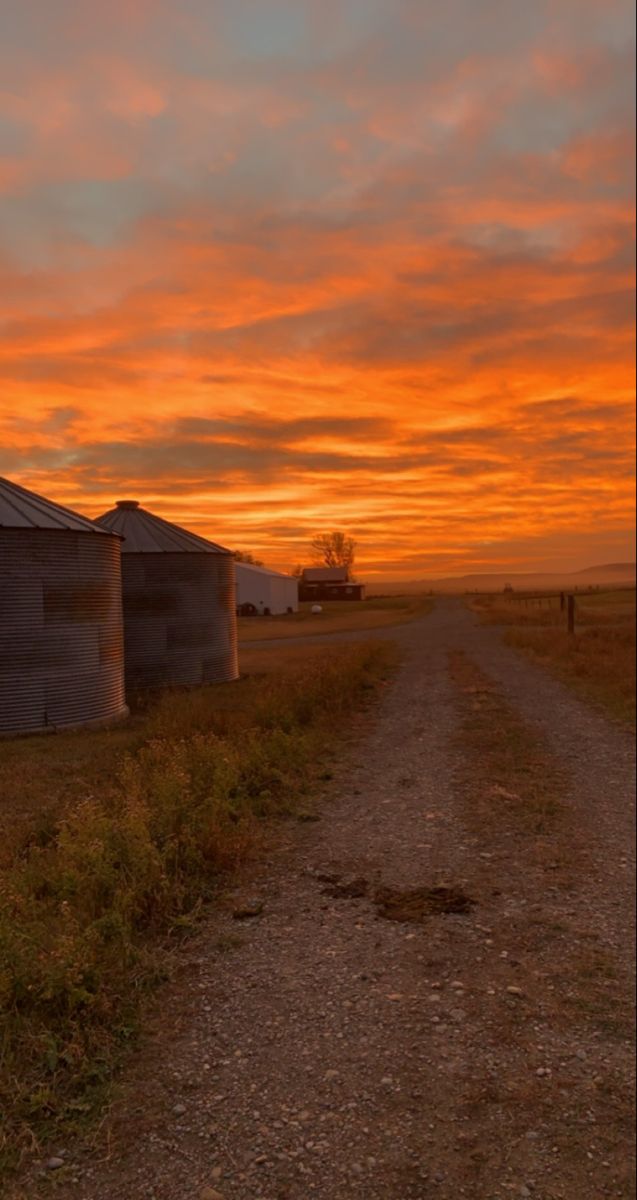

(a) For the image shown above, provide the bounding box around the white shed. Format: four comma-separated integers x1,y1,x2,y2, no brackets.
235,563,299,615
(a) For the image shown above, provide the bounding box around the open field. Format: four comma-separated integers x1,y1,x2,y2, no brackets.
363,565,636,595
238,594,432,641
470,585,636,627
470,588,636,726
0,639,394,1175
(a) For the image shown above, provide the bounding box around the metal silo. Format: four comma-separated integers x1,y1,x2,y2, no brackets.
0,477,127,735
96,501,238,689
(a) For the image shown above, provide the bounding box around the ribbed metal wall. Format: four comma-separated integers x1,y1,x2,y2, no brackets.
235,564,299,614
0,530,128,734
120,552,238,688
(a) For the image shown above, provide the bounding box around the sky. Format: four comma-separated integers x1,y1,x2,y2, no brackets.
0,0,635,580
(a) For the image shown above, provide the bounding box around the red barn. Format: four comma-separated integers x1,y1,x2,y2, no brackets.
298,567,365,602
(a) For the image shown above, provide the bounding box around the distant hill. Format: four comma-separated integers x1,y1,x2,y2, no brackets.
573,562,636,580
369,563,636,595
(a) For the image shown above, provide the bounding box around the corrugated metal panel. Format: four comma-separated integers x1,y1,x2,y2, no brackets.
270,575,299,614
95,501,238,690
0,476,112,534
235,563,299,614
0,530,128,734
98,501,231,554
119,552,238,688
234,561,294,580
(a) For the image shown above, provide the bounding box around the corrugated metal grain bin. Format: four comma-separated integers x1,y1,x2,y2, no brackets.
0,477,128,735
97,501,238,689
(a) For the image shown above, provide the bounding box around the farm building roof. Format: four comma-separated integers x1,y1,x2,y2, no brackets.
302,566,350,582
97,501,232,554
235,562,295,580
0,476,114,534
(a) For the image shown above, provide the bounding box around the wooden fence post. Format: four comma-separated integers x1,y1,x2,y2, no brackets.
567,594,575,635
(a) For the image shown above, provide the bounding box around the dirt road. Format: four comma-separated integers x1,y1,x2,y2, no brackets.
25,600,635,1200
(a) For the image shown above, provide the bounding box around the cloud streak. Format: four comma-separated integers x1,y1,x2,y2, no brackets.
0,0,634,576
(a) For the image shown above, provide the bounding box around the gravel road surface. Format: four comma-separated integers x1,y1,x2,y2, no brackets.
25,600,635,1200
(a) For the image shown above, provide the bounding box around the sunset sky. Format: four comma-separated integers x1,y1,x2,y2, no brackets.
0,1,634,580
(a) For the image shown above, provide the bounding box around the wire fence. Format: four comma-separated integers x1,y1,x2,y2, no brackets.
506,590,576,632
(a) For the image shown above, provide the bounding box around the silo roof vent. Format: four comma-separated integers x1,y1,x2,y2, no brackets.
97,502,232,554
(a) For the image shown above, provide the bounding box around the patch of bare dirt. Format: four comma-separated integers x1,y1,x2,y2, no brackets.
320,876,369,900
375,885,475,921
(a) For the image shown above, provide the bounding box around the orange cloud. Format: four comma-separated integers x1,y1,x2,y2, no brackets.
0,0,634,578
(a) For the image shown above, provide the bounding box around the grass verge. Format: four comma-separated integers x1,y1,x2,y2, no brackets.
238,594,433,641
0,643,387,868
449,650,633,1047
505,625,635,728
0,640,394,1177
469,590,635,727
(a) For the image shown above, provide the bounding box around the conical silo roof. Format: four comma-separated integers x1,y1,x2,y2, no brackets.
0,476,113,534
97,500,232,554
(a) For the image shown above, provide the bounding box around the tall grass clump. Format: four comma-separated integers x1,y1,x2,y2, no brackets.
470,589,636,727
0,642,393,1173
506,623,635,727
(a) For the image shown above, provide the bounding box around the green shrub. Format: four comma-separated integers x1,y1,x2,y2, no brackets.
0,641,393,1173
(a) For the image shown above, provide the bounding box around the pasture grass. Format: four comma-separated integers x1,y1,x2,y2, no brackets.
0,639,394,1174
506,623,635,727
470,588,635,727
238,593,433,641
0,643,382,866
